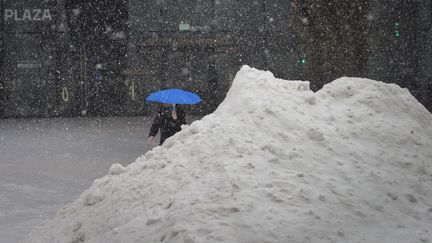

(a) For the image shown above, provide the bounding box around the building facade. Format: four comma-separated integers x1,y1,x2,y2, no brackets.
367,0,432,109
0,0,430,118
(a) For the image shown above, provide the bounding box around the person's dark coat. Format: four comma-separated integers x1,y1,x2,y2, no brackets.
149,105,186,145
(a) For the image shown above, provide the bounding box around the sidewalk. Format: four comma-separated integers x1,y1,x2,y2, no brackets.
0,116,158,242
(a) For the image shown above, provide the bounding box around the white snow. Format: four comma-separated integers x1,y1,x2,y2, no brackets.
109,163,126,175
24,66,432,243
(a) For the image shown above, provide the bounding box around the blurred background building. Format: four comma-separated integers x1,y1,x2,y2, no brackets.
1,0,431,118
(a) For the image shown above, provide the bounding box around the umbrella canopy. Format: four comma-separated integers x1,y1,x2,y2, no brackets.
145,88,201,105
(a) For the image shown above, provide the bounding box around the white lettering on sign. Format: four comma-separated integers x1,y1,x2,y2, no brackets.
4,9,52,21
4,9,13,19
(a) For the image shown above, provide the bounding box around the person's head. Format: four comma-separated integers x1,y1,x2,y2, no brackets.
160,103,176,111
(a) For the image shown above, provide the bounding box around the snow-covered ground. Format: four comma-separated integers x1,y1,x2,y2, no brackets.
0,117,157,243
22,66,432,242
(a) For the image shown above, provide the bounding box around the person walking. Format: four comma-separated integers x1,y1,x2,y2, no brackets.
147,103,186,145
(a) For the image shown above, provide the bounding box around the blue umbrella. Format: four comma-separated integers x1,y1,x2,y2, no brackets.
146,88,201,105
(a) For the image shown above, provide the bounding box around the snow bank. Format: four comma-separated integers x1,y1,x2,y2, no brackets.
25,66,432,243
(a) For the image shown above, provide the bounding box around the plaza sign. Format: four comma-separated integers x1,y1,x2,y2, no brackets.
4,9,52,21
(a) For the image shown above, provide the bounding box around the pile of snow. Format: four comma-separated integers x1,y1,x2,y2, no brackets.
25,66,432,243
